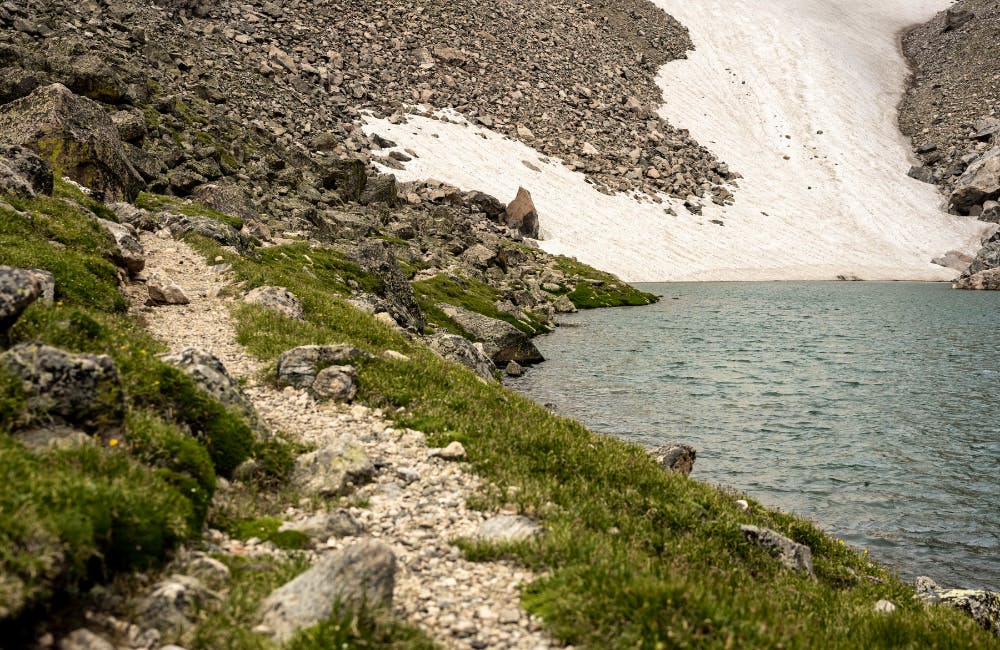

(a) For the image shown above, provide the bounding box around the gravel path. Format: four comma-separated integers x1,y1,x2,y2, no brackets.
128,233,556,650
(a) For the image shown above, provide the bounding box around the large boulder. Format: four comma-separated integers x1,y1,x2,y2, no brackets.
953,268,1000,290
424,332,497,381
191,181,259,224
317,157,367,202
0,266,51,332
0,144,52,197
950,147,1000,214
158,348,263,433
0,83,144,201
0,343,124,432
438,304,544,365
276,344,370,389
916,576,1000,635
740,525,814,575
359,172,399,206
257,541,396,643
354,240,426,332
291,435,375,497
502,186,540,238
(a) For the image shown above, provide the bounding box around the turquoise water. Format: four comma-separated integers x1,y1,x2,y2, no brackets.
509,282,1000,589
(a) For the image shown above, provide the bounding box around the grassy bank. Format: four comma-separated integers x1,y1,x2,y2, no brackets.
190,237,998,649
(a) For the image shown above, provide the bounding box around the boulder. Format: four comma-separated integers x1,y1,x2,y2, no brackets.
0,266,51,332
318,157,367,202
257,540,396,643
354,240,425,332
477,515,543,543
0,83,144,201
311,365,357,402
147,273,189,305
157,212,256,255
359,172,399,206
279,510,365,541
505,360,524,377
181,553,231,590
292,436,375,497
740,525,814,575
465,190,506,219
276,344,370,389
980,200,1000,223
428,441,467,461
158,348,263,433
950,147,1000,214
943,8,974,32
110,109,147,144
243,286,304,320
0,343,124,432
191,181,259,224
915,576,1000,635
502,186,540,238
96,218,145,275
137,574,220,634
649,443,697,476
552,294,577,313
424,333,498,381
0,144,52,197
438,304,544,365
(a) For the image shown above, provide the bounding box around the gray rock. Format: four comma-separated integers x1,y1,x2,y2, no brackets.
0,266,49,332
438,304,544,365
915,576,1000,634
292,436,375,497
110,109,147,144
0,144,52,197
740,525,814,575
953,267,1000,290
649,443,697,476
477,515,543,542
0,83,144,201
950,147,1000,214
354,240,425,332
58,629,115,650
552,294,577,313
157,212,256,255
137,575,220,634
276,344,370,389
465,190,506,219
907,165,936,184
0,343,123,432
359,172,399,206
279,510,365,540
943,7,974,32
258,540,396,643
311,365,357,402
147,273,190,305
181,553,231,590
96,218,145,275
318,157,367,202
980,200,1000,223
505,360,524,377
429,441,467,461
158,348,263,433
503,186,539,238
191,181,259,224
874,600,896,614
243,286,304,320
425,333,498,381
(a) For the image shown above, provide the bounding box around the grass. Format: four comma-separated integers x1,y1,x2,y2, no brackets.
412,272,551,336
555,255,659,308
223,517,310,551
190,235,999,648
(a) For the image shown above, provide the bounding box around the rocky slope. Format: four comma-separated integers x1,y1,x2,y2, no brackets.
899,0,1000,286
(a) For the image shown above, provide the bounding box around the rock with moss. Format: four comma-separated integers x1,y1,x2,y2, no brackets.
96,218,145,275
425,332,498,381
276,344,371,389
359,172,399,206
740,525,814,576
158,347,265,434
279,510,365,542
0,144,52,197
191,181,259,223
477,515,544,542
257,540,396,643
438,304,544,365
292,435,374,497
0,342,124,433
0,266,50,332
0,83,144,201
354,240,426,332
317,156,367,202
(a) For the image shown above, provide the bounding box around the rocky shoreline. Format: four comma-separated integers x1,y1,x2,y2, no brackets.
899,0,1000,288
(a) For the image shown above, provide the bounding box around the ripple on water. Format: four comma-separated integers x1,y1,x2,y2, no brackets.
511,282,1000,590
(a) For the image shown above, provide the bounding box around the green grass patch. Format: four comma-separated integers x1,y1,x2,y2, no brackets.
555,255,658,308
223,517,310,551
286,607,439,650
135,192,244,229
200,238,997,648
412,273,550,336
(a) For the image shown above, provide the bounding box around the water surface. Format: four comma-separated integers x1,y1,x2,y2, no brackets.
510,282,1000,588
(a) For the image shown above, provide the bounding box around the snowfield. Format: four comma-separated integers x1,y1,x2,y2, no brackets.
363,0,990,282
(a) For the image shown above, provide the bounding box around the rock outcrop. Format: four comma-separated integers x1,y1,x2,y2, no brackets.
439,304,543,365
354,240,425,332
424,332,497,381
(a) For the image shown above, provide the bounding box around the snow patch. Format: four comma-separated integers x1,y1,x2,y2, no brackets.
363,1,990,282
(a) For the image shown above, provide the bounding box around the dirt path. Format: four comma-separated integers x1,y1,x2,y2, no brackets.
128,232,554,650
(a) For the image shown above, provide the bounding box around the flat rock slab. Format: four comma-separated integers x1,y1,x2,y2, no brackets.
258,540,396,643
